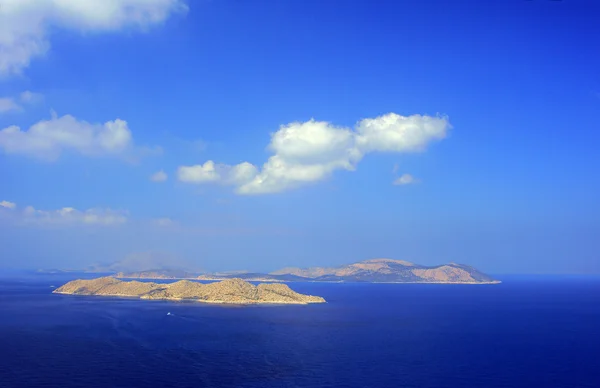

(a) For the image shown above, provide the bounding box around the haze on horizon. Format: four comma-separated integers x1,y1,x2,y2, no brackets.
1,0,599,275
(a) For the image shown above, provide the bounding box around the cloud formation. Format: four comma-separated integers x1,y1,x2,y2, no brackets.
152,217,175,227
0,91,44,114
178,113,450,194
150,170,168,182
19,90,44,104
0,97,21,113
177,161,259,186
0,0,187,75
393,174,418,186
0,200,127,226
0,112,138,161
0,200,16,209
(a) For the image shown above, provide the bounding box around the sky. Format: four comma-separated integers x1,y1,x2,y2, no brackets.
0,0,599,274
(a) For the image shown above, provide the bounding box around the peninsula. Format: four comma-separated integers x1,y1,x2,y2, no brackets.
53,277,326,305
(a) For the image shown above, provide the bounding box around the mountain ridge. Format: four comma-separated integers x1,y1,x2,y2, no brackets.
269,258,498,283
113,258,499,284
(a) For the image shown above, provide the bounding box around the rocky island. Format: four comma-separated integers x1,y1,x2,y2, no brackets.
114,258,500,284
270,258,501,284
53,277,326,305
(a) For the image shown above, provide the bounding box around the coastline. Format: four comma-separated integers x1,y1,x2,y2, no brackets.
52,291,321,305
115,276,502,285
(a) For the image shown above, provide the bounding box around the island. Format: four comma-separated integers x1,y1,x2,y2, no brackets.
114,258,500,284
53,277,326,305
269,259,501,284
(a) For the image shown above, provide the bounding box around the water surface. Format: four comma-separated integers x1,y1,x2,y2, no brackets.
1,274,598,387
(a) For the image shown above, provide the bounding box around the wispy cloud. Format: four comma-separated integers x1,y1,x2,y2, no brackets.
0,200,127,226
152,217,175,227
0,91,44,114
393,174,418,186
182,138,208,152
0,200,16,209
0,0,188,76
0,97,21,113
150,170,168,182
0,199,301,239
178,113,450,194
19,91,44,104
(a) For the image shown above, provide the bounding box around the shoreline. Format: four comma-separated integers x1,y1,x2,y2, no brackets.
52,291,322,305
115,276,502,285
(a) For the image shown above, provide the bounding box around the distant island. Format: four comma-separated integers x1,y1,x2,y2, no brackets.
53,277,326,305
114,259,500,284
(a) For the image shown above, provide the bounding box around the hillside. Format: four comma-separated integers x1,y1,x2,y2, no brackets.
270,258,499,284
109,258,498,284
53,277,326,305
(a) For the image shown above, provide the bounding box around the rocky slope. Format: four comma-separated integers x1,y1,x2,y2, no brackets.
108,258,498,284
270,258,499,284
53,277,326,304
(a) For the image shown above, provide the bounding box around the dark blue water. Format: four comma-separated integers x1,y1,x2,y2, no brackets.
1,274,599,388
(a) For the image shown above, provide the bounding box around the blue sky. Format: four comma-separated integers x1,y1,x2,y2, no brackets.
0,0,599,274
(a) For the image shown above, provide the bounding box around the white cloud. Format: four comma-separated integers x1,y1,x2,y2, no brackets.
393,174,418,186
0,200,16,209
178,113,450,194
22,206,127,226
233,120,361,194
0,112,136,161
153,217,174,227
0,0,188,75
177,161,258,186
268,120,358,166
150,170,168,182
355,114,448,153
19,90,44,103
0,200,127,226
0,97,21,113
0,91,43,114
178,161,220,183
223,162,259,186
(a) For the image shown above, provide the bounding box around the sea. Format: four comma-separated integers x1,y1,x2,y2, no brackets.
0,274,599,388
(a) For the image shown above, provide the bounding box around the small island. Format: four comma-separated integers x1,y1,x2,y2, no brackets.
53,277,326,305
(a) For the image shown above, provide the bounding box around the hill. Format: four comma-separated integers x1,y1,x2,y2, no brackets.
270,258,499,284
53,277,326,305
106,258,498,284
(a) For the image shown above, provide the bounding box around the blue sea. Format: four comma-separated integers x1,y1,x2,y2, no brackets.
1,274,599,388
